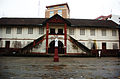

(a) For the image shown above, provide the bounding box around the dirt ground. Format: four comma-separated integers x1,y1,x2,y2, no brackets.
0,57,120,79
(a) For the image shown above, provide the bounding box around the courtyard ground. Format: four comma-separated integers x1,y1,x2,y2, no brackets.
0,57,120,79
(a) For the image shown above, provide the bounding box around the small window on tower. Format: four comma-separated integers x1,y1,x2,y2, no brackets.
59,6,64,8
58,10,62,16
49,11,54,18
49,7,54,9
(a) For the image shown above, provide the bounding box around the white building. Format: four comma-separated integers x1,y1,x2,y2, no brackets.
0,3,119,56
0,14,119,56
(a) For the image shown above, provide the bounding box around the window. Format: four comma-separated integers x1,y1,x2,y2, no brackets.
39,27,44,34
50,28,55,34
5,41,10,48
112,30,117,36
0,40,3,47
57,29,63,35
90,29,95,36
69,28,74,35
102,43,106,50
49,7,54,9
113,43,118,49
58,10,62,16
102,29,106,36
80,28,85,35
6,27,11,34
17,27,22,34
49,11,54,18
28,27,33,34
59,6,64,8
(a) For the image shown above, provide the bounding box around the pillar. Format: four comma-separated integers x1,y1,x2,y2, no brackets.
46,23,49,54
64,23,67,54
54,47,59,62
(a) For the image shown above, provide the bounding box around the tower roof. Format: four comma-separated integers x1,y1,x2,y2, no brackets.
46,3,70,11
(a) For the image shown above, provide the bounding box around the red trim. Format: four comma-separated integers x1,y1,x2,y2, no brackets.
36,38,45,45
64,23,67,54
54,47,59,62
95,14,112,20
48,16,65,23
46,23,49,54
32,38,45,47
33,40,35,46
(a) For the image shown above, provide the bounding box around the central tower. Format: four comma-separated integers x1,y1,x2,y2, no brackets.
45,3,70,18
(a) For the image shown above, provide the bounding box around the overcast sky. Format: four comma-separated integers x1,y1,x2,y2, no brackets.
0,0,120,19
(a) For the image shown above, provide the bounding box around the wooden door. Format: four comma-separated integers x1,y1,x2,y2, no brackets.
5,41,10,48
102,43,106,50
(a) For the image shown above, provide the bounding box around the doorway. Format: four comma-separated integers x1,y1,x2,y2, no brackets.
5,41,10,48
102,42,106,50
48,40,64,54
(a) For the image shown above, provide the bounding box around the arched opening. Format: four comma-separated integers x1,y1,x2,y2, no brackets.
48,40,64,54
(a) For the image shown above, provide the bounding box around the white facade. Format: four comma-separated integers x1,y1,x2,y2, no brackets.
0,26,45,48
68,27,119,49
0,25,119,50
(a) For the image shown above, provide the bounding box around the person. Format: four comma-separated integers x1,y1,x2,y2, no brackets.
55,38,58,47
98,51,101,58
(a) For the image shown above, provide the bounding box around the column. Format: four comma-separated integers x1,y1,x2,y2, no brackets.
46,23,49,54
64,23,67,54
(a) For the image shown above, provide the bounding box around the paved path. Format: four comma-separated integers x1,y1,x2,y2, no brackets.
0,57,120,79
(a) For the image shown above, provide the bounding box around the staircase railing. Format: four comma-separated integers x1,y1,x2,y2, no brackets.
20,34,46,54
68,35,91,54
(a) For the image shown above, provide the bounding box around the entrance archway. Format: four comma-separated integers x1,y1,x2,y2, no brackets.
48,40,64,54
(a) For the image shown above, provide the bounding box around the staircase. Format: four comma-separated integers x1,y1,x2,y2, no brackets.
19,34,46,54
68,35,91,54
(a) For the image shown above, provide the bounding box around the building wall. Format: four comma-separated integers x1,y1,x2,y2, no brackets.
0,25,119,52
67,39,85,53
0,26,45,48
68,26,119,49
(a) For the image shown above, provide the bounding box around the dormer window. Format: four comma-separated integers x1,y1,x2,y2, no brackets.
50,28,55,34
57,29,63,35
